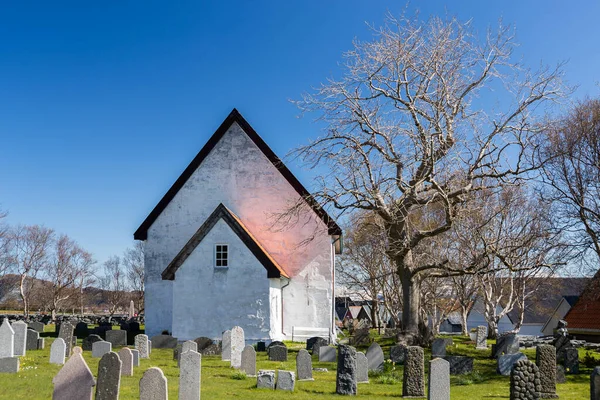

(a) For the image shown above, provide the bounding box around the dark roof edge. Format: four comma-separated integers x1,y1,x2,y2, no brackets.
133,108,342,240
161,203,288,280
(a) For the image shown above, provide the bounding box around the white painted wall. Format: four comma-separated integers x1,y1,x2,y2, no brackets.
467,302,513,335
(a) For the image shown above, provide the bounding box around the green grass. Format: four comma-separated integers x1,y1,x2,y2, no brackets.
0,335,596,399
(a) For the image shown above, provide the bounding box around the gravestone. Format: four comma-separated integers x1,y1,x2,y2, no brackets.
563,347,579,374
241,345,256,377
497,353,527,376
221,330,231,361
26,329,39,351
505,334,520,354
180,350,201,400
475,326,487,349
149,334,177,349
37,338,45,350
431,338,447,358
50,338,66,365
319,346,336,362
296,349,312,381
83,334,103,351
403,346,425,398
118,347,133,376
193,337,214,351
0,356,19,373
28,321,44,333
0,319,14,358
72,335,78,347
356,352,369,383
536,345,558,398
268,345,288,362
444,355,474,375
230,326,245,369
510,359,541,400
139,367,168,400
106,330,127,347
366,342,384,372
351,328,370,346
256,341,266,352
276,370,295,391
131,349,140,367
309,337,329,356
183,340,198,354
336,345,357,395
52,352,96,400
428,358,450,400
128,300,135,319
592,367,600,400
58,321,74,358
257,370,275,389
92,341,112,358
135,334,150,359
11,321,27,356
95,351,121,400
556,365,566,384
390,344,406,364
75,322,89,339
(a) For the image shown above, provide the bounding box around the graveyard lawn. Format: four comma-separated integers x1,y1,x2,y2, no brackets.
0,335,596,399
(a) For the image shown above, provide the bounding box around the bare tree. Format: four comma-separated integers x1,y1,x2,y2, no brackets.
449,274,478,335
290,13,566,341
123,241,144,314
100,256,127,316
0,208,10,277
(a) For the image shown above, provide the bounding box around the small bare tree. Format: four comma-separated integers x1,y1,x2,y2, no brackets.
123,241,144,314
100,256,127,316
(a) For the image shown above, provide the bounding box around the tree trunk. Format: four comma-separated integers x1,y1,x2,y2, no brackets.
487,320,498,340
460,306,469,336
19,274,28,318
371,298,378,328
400,264,420,337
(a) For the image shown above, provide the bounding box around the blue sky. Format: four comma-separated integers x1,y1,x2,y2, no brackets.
1,1,599,266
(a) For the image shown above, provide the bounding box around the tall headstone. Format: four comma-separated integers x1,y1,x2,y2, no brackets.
276,370,296,391
356,352,369,383
129,300,135,319
58,321,74,358
563,347,579,374
92,341,112,358
52,352,96,400
296,349,312,381
319,346,337,362
241,345,256,377
230,326,244,369
510,359,541,400
140,367,168,400
50,338,66,365
26,328,40,351
366,342,384,372
428,358,450,400
118,347,134,376
95,351,121,400
11,321,27,356
497,353,527,376
536,345,558,398
431,338,447,358
257,370,275,389
403,346,425,398
135,334,149,358
221,330,231,361
336,345,357,395
475,326,487,349
179,350,201,400
592,366,600,400
0,319,15,358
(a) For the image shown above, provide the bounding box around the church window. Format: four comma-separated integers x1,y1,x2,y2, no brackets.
215,244,228,267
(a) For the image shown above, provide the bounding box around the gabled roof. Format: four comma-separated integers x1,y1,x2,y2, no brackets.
564,269,600,332
134,108,342,240
161,203,288,280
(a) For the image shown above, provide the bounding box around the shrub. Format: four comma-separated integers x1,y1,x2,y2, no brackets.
230,371,247,380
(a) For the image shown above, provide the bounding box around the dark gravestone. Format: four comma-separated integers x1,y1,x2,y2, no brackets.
535,345,558,398
83,334,103,351
268,345,288,362
497,353,527,376
563,347,579,374
193,337,213,352
256,341,266,352
444,356,474,375
26,329,39,351
149,334,178,349
431,338,447,358
390,344,406,364
310,337,329,356
510,359,541,400
402,346,425,398
592,367,600,400
128,322,140,332
58,321,74,358
335,345,357,395
306,337,328,353
366,342,384,372
95,351,122,400
74,322,89,339
105,330,127,347
266,341,285,356
350,328,370,346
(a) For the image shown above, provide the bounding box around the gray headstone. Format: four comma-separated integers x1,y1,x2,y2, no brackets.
58,321,74,357
72,335,77,347
556,365,566,384
135,334,149,359
149,334,177,349
366,342,384,372
50,338,66,365
257,369,275,389
444,355,474,375
11,321,27,356
563,347,579,374
505,334,520,354
319,346,336,362
0,356,19,373
536,345,558,398
431,338,447,358
83,334,103,351
336,344,357,395
179,350,201,400
475,326,487,349
241,345,256,377
268,345,288,362
276,370,295,391
92,341,112,358
428,357,450,400
52,352,96,400
351,328,370,346
221,330,231,361
140,367,168,400
307,337,328,353
510,359,541,400
183,340,198,354
356,352,369,383
131,349,140,367
0,319,14,358
403,346,425,398
28,321,44,333
497,353,527,376
26,328,39,351
95,351,121,400
37,337,45,350
592,366,600,400
106,330,127,347
230,326,244,369
118,347,133,376
390,344,406,364
296,349,313,381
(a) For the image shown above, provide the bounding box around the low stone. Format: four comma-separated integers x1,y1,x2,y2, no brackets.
0,357,19,373
105,330,127,347
257,370,275,389
50,338,66,365
268,345,287,362
319,346,336,362
336,345,357,395
366,342,384,372
443,356,474,375
276,370,295,391
497,353,527,376
356,352,369,383
92,341,112,358
139,367,168,400
149,334,177,349
296,349,312,381
83,334,103,351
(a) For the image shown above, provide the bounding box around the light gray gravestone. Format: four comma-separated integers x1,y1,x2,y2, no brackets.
230,326,245,369
106,330,127,347
268,345,288,362
592,366,600,400
319,345,337,362
52,352,96,400
0,356,19,373
0,318,15,358
11,321,27,356
241,345,256,377
257,370,276,389
37,337,45,350
296,349,313,381
26,328,39,351
497,353,527,376
221,330,231,361
510,359,541,400
402,346,425,398
536,345,558,398
276,370,295,391
118,347,133,376
58,321,74,358
95,351,122,400
366,342,384,372
92,341,112,358
183,340,198,354
28,321,44,333
131,349,140,367
336,344,357,395
135,334,149,359
50,338,66,365
390,344,407,364
179,350,201,400
356,352,369,383
149,334,177,349
475,326,487,349
140,367,168,400
83,334,103,351
428,358,450,400
431,338,447,358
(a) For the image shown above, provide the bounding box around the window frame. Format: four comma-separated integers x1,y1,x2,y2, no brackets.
214,244,229,268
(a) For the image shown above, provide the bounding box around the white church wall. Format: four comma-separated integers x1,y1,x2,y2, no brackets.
269,278,283,341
